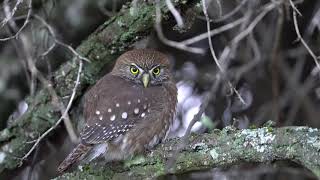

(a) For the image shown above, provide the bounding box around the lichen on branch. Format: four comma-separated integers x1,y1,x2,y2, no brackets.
56,126,320,179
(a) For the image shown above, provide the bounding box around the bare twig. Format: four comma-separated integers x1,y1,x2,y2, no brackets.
213,0,248,23
165,0,184,28
289,0,320,72
307,5,320,35
181,17,246,45
202,0,247,105
0,0,32,41
17,15,92,160
0,0,24,28
33,15,91,62
21,57,83,161
227,2,277,51
270,5,284,123
2,10,90,159
202,0,224,71
154,0,205,54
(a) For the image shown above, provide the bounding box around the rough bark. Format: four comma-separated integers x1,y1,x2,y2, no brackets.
55,126,320,179
0,0,199,173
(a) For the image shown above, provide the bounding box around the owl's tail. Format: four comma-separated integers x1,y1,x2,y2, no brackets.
57,143,91,173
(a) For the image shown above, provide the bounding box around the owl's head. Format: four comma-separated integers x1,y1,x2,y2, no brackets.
111,49,172,87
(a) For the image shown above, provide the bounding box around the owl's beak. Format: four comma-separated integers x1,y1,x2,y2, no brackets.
142,74,150,88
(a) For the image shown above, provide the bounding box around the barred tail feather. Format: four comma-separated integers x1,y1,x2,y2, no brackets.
57,143,91,173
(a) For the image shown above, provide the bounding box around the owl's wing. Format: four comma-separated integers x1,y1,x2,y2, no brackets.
80,75,158,144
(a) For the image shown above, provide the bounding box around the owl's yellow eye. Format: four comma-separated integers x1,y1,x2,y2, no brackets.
152,67,160,76
130,66,139,75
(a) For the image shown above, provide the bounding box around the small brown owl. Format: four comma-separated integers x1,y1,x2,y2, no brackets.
58,49,177,172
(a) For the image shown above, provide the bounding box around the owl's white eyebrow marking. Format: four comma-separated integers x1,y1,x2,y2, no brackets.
141,113,146,117
96,110,100,115
110,115,116,121
134,108,139,114
128,101,131,105
130,63,144,73
116,103,120,107
121,112,128,119
108,108,112,112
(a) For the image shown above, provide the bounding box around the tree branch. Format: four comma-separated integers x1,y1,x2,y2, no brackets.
56,126,320,179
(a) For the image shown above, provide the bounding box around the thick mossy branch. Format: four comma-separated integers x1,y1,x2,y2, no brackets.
0,0,197,173
56,126,320,179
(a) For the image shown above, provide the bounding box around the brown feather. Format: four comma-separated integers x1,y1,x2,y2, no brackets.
57,143,91,173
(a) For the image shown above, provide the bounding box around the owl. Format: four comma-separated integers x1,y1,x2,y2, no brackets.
58,49,177,172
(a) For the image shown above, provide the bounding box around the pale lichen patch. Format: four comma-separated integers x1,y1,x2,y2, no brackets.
0,129,9,138
308,128,318,133
0,152,6,164
209,149,219,160
307,136,320,151
129,7,137,16
240,127,276,153
78,165,83,172
295,127,309,131
2,144,13,153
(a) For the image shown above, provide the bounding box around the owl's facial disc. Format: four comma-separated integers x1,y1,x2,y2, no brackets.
128,63,167,87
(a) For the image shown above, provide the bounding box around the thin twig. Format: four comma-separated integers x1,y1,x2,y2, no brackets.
0,0,32,41
202,0,247,105
289,0,320,72
21,58,83,161
166,0,184,28
202,0,224,71
0,0,24,28
181,17,246,45
33,15,91,62
3,12,89,160
210,0,248,23
154,0,205,54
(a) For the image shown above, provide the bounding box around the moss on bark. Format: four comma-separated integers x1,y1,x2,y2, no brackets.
56,127,320,179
